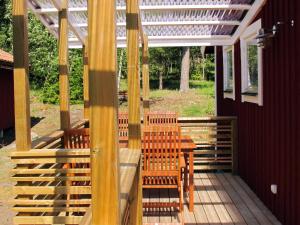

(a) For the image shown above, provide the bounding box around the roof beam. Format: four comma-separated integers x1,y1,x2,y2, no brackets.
27,0,58,38
51,20,240,28
231,0,267,43
50,0,85,44
33,4,252,13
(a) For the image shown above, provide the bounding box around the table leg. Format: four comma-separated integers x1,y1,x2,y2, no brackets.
189,151,194,212
184,154,188,192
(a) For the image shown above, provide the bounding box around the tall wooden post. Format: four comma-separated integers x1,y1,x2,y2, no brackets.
126,0,141,150
58,0,71,130
88,1,120,224
142,35,150,115
83,42,89,120
12,0,31,151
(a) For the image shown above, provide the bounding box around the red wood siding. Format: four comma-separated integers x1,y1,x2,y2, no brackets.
0,68,15,130
216,0,300,224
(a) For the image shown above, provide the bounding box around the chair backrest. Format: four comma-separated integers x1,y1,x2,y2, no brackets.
64,128,90,149
144,112,178,126
142,125,181,173
118,112,129,137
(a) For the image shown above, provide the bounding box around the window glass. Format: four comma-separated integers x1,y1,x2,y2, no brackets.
246,42,258,92
226,49,233,90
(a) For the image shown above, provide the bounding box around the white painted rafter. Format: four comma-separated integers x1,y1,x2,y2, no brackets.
28,0,264,48
50,0,85,44
50,20,240,28
231,0,268,44
33,4,252,13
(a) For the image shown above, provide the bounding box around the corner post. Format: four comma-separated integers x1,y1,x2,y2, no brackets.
126,0,141,150
88,0,121,224
12,0,31,151
58,0,71,130
83,42,89,120
142,35,150,115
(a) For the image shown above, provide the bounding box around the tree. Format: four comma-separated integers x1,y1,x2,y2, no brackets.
180,47,190,91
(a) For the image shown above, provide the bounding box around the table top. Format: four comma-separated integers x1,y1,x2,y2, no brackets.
119,135,196,152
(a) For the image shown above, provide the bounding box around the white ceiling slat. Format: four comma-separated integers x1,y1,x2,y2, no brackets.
28,0,263,48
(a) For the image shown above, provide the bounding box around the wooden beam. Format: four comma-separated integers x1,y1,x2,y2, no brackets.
88,0,121,224
51,0,85,44
58,0,71,130
83,42,89,120
127,0,142,150
142,35,150,115
12,0,31,151
138,9,144,44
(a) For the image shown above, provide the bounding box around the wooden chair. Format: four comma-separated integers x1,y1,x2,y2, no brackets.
64,128,90,149
144,111,178,126
63,128,90,203
118,112,128,138
142,125,184,212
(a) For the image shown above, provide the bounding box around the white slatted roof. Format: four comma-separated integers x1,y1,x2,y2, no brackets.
28,0,266,48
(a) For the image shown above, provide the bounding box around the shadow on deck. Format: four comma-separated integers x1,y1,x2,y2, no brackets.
143,173,281,225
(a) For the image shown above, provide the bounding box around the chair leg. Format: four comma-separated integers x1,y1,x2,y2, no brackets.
179,181,184,212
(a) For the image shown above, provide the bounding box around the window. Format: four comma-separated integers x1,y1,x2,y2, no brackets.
240,19,263,106
223,45,235,100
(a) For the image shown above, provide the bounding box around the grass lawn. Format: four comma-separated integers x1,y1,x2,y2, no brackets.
120,79,215,117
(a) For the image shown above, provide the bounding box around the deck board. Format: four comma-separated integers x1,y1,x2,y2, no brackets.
143,173,281,225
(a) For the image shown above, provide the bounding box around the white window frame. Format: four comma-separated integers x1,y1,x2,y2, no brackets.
240,19,263,106
223,45,235,100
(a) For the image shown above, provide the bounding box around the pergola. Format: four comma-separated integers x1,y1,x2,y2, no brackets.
11,0,265,224
28,0,265,47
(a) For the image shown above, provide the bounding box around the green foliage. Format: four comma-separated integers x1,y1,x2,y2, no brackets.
0,0,84,104
0,0,216,105
149,47,181,88
0,0,12,51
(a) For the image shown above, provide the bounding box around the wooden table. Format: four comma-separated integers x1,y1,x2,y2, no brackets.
119,135,196,212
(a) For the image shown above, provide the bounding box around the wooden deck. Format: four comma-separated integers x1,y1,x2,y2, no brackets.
143,173,281,225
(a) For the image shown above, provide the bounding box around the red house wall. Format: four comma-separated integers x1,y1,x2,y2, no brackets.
0,68,15,130
216,0,300,224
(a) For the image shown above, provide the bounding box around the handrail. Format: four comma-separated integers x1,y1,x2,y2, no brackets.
32,119,88,149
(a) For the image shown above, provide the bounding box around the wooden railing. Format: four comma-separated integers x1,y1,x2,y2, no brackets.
179,116,238,174
11,119,142,225
11,148,141,225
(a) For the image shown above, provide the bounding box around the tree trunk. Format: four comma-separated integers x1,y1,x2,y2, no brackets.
180,47,190,91
202,57,206,80
159,71,163,90
117,49,124,90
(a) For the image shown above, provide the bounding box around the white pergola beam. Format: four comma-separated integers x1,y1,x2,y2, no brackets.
69,34,231,48
69,38,233,49
28,1,59,38
51,20,240,28
33,4,252,13
231,0,268,44
50,0,85,44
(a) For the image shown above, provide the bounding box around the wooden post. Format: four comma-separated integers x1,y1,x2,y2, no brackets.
126,0,141,150
231,118,238,175
83,42,89,120
12,0,31,151
129,160,143,225
58,0,71,130
142,35,150,115
88,1,120,224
